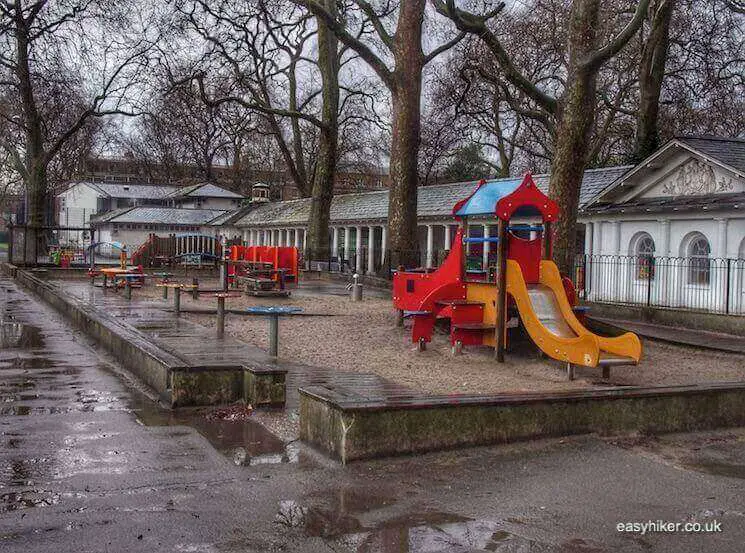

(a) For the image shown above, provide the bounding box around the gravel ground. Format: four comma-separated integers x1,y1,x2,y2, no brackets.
133,277,745,395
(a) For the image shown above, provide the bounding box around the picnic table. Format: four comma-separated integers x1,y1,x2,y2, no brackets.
245,306,303,357
100,267,144,289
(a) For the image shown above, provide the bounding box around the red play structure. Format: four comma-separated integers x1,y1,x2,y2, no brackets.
392,173,641,378
228,245,299,296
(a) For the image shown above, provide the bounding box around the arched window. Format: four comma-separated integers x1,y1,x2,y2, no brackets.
688,235,711,285
632,233,655,280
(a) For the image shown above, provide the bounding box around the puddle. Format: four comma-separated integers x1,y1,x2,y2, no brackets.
0,322,44,349
126,391,289,465
684,461,745,479
274,501,581,552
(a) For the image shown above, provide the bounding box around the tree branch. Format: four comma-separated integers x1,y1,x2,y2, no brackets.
581,0,651,70
431,0,558,115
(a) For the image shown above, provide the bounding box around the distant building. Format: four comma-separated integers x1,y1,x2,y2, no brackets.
56,181,245,227
90,207,229,248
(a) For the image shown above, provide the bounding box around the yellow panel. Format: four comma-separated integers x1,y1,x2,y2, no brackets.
465,282,497,347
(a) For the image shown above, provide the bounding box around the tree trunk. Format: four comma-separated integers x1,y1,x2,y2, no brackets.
305,0,339,261
387,0,425,268
15,6,48,227
632,0,674,162
548,0,600,275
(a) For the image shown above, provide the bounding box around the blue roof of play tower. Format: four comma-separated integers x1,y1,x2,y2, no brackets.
454,178,523,217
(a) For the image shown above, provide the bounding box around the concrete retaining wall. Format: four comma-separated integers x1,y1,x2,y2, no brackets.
2,263,286,408
300,383,745,462
5,264,180,399
586,301,745,336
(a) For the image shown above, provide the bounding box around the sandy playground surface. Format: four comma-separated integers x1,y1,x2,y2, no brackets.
130,277,745,396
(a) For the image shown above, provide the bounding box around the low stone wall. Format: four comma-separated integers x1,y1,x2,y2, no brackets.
2,263,285,408
300,383,745,462
6,264,179,396
585,301,745,336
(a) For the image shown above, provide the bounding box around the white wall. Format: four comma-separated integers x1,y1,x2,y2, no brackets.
581,212,745,314
58,183,100,226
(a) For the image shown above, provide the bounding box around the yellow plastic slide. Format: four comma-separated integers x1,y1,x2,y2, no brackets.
506,259,642,368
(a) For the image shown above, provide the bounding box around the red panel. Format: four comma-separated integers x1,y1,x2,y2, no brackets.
495,173,559,222
507,234,542,284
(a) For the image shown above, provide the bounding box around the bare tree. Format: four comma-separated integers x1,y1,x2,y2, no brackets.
293,0,466,265
632,0,675,161
0,1,155,229
434,0,650,274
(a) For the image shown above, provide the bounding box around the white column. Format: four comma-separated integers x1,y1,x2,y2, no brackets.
482,224,490,266
294,228,300,249
343,226,351,260
716,218,729,312
355,226,363,273
444,224,451,251
584,222,594,256
657,219,671,306
332,226,339,256
716,218,728,259
593,222,604,300
380,225,387,265
426,224,434,268
367,226,375,274
610,221,621,255
609,221,621,301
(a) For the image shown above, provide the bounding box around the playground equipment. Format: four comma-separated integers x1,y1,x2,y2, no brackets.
245,306,303,357
392,173,641,378
228,245,299,297
131,233,226,267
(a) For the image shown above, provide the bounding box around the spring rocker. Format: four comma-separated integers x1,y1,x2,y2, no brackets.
392,173,642,380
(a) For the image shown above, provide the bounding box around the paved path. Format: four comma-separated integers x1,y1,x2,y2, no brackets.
594,316,745,354
58,280,415,409
4,275,745,552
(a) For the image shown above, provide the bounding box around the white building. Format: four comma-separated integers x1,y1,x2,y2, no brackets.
581,136,745,314
91,207,229,250
56,181,245,227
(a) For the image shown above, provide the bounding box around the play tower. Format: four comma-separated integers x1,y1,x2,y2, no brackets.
392,173,641,378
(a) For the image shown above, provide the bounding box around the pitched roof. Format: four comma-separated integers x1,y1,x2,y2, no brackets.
168,183,244,199
83,182,178,199
584,136,745,208
235,167,630,227
91,207,228,226
677,136,745,175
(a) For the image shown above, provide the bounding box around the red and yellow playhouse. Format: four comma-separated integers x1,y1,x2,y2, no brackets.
393,174,641,376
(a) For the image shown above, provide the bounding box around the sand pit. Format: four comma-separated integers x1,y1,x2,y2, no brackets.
135,278,745,395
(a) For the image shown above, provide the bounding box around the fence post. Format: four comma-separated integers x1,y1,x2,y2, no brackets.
646,260,652,307
726,258,732,315
8,224,13,264
583,255,588,300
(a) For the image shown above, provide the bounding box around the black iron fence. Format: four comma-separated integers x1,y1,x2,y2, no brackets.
574,254,745,316
8,224,95,267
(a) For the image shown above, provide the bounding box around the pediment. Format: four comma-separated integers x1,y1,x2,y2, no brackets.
615,155,745,203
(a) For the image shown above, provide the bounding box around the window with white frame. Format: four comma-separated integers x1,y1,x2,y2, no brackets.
634,233,656,280
688,235,711,285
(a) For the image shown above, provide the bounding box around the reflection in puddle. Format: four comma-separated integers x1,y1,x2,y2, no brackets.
0,322,44,349
126,391,291,465
275,500,574,552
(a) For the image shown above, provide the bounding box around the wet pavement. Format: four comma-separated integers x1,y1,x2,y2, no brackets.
3,274,745,552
